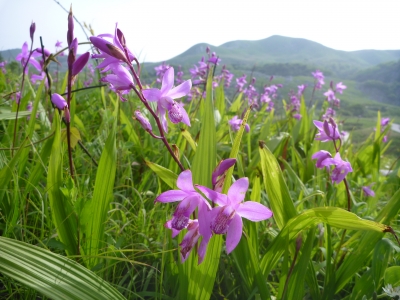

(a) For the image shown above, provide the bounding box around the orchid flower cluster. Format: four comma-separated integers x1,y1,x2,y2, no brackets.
380,117,390,142
285,84,307,120
156,159,273,263
322,81,347,120
312,118,353,185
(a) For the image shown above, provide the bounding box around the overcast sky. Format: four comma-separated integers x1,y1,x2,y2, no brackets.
1,0,399,62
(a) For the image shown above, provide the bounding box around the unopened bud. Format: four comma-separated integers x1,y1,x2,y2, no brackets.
67,5,74,46
106,43,129,63
30,21,36,41
295,234,302,251
134,110,152,131
116,28,126,48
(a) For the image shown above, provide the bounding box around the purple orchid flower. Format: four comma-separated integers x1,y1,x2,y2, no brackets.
142,67,192,132
312,70,324,89
319,152,353,184
381,118,390,127
156,170,210,232
293,113,302,120
362,185,375,197
196,178,273,256
90,24,135,70
336,82,347,94
313,119,340,142
16,42,42,72
229,116,250,133
311,150,332,168
323,90,336,102
55,40,63,48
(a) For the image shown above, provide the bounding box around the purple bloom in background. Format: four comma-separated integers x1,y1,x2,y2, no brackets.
381,118,390,127
336,82,347,94
175,65,184,85
312,70,325,89
323,107,336,120
362,185,375,197
16,42,42,72
293,113,302,120
196,178,273,254
312,150,332,168
55,40,63,48
383,136,388,143
134,110,152,131
319,152,353,184
313,119,340,142
155,62,170,83
208,52,221,65
51,93,68,110
236,74,247,92
142,67,192,132
229,116,250,132
324,90,336,102
212,158,237,192
297,84,306,95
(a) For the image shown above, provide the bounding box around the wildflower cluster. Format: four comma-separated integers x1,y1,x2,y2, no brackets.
156,159,273,263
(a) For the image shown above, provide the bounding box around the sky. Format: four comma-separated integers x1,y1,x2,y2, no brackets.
1,0,399,63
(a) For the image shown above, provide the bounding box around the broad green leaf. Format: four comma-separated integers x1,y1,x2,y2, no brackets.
335,188,400,292
0,236,125,300
260,207,391,277
259,141,297,229
180,129,197,152
145,160,178,189
61,127,82,149
82,103,118,268
182,69,218,300
47,112,78,256
0,110,41,120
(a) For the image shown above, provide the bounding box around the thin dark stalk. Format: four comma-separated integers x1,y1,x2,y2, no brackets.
12,41,35,156
77,140,98,167
60,84,106,97
66,57,75,179
0,132,55,150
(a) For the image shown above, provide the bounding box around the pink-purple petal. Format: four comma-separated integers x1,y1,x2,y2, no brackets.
176,170,195,192
227,178,249,207
225,214,243,254
195,185,228,206
155,190,188,203
161,67,174,95
167,79,192,99
142,88,161,102
236,201,273,221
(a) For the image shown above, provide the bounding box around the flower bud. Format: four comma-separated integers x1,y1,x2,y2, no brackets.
51,93,68,110
30,21,36,41
67,5,74,46
134,110,152,131
72,52,90,76
116,28,126,48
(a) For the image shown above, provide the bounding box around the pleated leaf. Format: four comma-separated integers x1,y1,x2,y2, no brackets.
0,236,125,300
